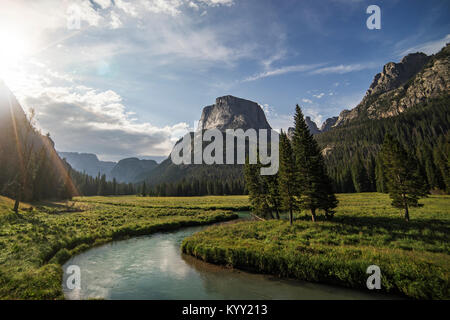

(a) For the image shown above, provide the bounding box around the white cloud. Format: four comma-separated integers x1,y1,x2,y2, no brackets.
302,98,312,104
313,92,324,99
243,64,323,82
310,63,372,75
188,1,200,10
399,34,450,56
110,11,123,29
199,0,234,6
141,0,184,17
9,63,189,160
115,0,138,17
94,0,111,9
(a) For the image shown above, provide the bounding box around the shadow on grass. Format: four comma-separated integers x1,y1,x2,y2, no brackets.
291,214,449,250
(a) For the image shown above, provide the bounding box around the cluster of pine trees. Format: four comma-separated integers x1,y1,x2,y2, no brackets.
245,106,338,224
316,96,450,194
140,178,246,197
70,171,136,196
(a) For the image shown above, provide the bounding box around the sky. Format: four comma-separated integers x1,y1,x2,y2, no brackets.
0,0,448,161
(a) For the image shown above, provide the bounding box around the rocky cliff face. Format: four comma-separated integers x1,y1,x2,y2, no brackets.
287,116,333,138
320,116,338,132
198,95,271,131
334,44,449,127
305,117,321,135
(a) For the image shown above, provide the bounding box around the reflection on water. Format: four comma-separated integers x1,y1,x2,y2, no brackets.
62,219,396,300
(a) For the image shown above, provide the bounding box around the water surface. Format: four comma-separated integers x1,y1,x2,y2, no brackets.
62,216,394,300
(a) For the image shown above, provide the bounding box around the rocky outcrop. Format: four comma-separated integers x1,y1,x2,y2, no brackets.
198,95,271,131
320,116,338,132
334,44,449,126
366,53,429,96
305,116,321,135
287,116,335,138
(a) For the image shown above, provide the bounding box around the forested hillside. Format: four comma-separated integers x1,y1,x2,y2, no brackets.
316,96,449,193
0,81,76,203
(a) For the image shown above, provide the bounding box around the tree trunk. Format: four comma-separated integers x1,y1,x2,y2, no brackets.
289,207,293,226
402,194,410,222
311,208,316,222
13,198,19,213
404,203,410,222
275,208,280,220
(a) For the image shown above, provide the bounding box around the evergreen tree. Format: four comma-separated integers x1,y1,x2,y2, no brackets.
291,105,338,222
141,181,147,196
379,134,428,221
278,131,298,225
264,173,281,219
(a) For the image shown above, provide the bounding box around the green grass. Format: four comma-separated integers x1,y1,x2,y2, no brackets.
75,195,250,211
1,193,449,299
0,195,239,299
182,193,450,299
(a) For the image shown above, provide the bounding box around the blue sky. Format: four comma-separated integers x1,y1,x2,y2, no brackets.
0,0,449,160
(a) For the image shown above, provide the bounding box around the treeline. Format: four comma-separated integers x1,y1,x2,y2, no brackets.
70,171,136,196
245,106,337,223
140,177,246,197
316,96,450,194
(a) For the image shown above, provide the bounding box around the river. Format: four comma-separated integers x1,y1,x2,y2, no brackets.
62,214,394,300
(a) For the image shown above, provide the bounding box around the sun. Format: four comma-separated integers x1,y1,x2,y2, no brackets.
0,29,31,84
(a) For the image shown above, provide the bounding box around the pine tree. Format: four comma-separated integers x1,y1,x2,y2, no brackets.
379,134,428,221
141,181,147,196
264,173,281,219
278,131,298,225
291,105,338,222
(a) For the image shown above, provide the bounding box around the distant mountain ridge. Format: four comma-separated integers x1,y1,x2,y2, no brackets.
58,152,158,183
58,152,115,177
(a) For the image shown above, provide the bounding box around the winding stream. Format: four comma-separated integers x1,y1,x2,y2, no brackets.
62,214,394,300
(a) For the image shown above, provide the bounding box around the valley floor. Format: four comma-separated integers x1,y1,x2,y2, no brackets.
182,193,450,299
0,194,448,299
0,195,241,299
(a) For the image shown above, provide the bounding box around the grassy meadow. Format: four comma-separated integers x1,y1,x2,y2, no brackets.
0,195,241,299
0,193,448,299
182,193,450,299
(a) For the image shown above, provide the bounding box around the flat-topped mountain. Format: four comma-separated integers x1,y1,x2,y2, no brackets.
198,95,271,131
142,95,272,187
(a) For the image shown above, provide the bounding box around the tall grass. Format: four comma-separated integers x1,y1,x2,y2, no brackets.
0,196,238,299
182,193,450,299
